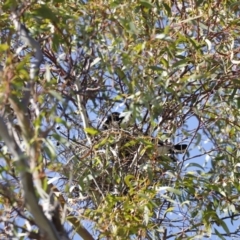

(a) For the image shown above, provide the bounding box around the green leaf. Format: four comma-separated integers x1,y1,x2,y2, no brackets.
49,90,63,101
124,175,135,187
2,0,17,10
157,187,181,195
218,219,230,235
164,207,174,213
52,33,60,52
214,228,226,240
185,163,204,170
237,97,240,109
228,88,237,101
195,132,202,146
0,44,9,51
155,33,172,41
162,3,172,16
172,58,189,68
34,6,58,21
44,139,57,161
94,137,109,148
139,0,154,8
84,127,99,135
143,206,150,225
129,21,138,34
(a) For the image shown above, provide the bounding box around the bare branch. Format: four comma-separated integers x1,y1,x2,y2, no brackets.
74,83,92,145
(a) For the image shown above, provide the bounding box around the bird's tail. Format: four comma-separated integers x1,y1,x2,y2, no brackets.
173,144,187,153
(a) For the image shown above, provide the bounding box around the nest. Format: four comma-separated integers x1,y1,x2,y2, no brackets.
70,129,178,198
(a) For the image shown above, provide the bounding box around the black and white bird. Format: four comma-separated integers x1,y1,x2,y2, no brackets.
102,111,187,156
157,140,187,155
102,112,125,130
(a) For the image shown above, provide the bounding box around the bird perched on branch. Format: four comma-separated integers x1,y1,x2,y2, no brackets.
157,140,187,155
102,112,125,130
102,111,187,158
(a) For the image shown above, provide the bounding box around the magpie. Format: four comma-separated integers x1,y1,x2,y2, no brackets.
102,112,187,156
102,112,125,130
157,140,187,155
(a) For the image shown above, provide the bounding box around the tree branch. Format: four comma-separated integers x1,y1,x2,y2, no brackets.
0,117,60,240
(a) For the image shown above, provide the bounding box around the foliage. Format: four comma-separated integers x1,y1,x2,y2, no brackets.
0,0,240,239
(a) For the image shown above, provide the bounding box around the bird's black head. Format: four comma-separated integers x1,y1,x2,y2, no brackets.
103,112,125,130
